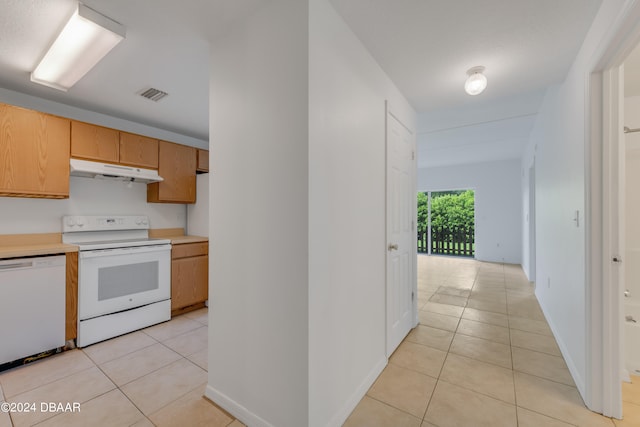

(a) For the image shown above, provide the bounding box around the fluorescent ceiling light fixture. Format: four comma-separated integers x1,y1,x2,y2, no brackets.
464,66,487,96
31,3,125,91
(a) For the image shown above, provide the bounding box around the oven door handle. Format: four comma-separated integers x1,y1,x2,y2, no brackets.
79,244,172,259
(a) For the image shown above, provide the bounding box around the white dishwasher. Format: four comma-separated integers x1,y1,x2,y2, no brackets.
0,255,66,365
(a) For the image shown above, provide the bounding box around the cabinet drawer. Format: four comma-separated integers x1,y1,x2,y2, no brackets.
172,242,208,259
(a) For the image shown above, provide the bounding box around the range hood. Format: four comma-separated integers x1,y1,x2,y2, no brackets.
70,159,163,183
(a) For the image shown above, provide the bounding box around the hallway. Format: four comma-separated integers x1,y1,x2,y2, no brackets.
345,255,616,426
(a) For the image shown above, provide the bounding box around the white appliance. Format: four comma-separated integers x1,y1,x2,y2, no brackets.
70,158,164,183
187,173,209,237
0,255,66,365
62,215,171,347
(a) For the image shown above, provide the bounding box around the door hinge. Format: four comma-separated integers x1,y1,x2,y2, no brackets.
411,151,415,160
411,220,415,231
411,291,414,301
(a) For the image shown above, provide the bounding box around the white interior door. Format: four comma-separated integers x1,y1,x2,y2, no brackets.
386,104,416,357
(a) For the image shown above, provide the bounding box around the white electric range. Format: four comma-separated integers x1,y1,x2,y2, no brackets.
62,215,171,347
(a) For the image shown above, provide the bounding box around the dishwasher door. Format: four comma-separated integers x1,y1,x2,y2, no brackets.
0,255,66,365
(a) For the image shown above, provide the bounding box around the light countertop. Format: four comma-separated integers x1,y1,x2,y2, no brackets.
0,229,209,259
148,228,208,245
168,235,208,245
0,233,78,259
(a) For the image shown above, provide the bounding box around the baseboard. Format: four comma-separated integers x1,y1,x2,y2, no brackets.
205,356,388,427
537,300,586,396
205,384,274,427
324,355,388,427
622,368,631,383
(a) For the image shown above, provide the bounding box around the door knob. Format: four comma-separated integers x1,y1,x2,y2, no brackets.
388,243,398,251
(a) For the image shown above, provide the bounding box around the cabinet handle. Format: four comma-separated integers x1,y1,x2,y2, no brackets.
0,261,33,270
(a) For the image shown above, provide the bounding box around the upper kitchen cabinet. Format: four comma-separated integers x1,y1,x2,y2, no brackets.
119,132,159,169
71,122,159,170
147,140,196,203
196,149,209,173
71,121,119,163
0,103,70,198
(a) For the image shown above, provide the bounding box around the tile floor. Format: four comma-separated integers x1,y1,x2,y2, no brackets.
1,256,639,426
0,308,243,427
621,375,640,427
344,255,627,427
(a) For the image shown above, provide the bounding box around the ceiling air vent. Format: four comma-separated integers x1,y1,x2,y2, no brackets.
139,87,168,102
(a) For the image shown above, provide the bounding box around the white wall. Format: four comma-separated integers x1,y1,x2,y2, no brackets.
207,0,415,425
417,159,522,264
0,89,197,234
528,74,589,400
186,173,209,237
0,177,185,234
207,1,310,426
308,0,415,425
520,0,627,398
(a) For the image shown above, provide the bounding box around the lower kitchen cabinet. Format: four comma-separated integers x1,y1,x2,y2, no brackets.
171,242,208,315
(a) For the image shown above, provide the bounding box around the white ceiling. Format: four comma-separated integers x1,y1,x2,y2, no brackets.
0,0,607,165
329,0,602,113
331,0,603,168
0,0,264,142
416,90,544,168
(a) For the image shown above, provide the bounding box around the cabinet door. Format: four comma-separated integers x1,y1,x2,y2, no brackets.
147,141,196,203
119,132,159,169
0,104,70,198
171,255,208,310
197,149,209,173
70,121,119,163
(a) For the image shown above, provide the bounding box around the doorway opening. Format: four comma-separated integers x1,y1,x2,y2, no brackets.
623,105,640,407
586,3,640,418
619,40,640,418
417,189,475,257
528,163,536,282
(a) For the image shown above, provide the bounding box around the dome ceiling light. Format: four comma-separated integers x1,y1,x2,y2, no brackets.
464,66,487,96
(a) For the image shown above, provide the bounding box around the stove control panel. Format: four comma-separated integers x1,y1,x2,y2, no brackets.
62,215,150,233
